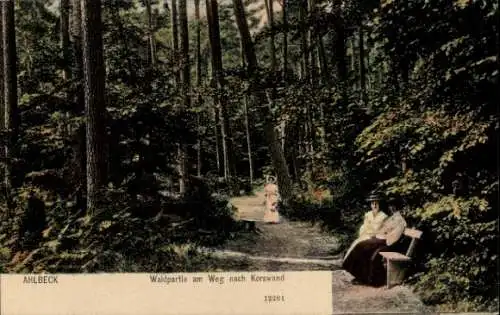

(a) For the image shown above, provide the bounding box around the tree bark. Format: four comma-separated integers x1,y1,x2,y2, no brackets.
206,0,236,181
70,0,86,200
358,23,367,104
349,36,357,90
240,39,253,185
265,0,282,167
178,0,190,194
60,0,71,174
281,0,289,170
306,100,314,176
0,13,4,199
170,0,185,190
317,35,328,148
178,0,190,108
195,0,202,176
171,0,180,83
232,0,293,203
2,0,18,211
145,0,157,67
81,0,107,213
70,0,84,111
308,0,317,85
213,106,221,176
195,0,202,95
111,5,136,85
299,0,309,81
61,0,71,81
302,0,315,178
243,96,254,185
317,35,328,84
264,0,276,73
332,9,347,101
282,0,288,80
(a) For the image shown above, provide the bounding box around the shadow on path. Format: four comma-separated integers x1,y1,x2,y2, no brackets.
203,188,428,314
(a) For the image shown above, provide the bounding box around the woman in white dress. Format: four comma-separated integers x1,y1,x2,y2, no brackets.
263,176,280,223
343,193,388,260
342,193,408,286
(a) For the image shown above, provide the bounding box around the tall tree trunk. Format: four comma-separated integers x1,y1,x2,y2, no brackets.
206,0,227,180
82,0,107,213
317,35,328,150
213,107,221,175
178,0,190,194
349,37,357,90
206,0,236,181
195,0,202,177
240,39,253,185
178,0,190,110
264,0,276,72
232,0,293,203
170,0,185,189
60,0,71,176
306,102,314,174
281,0,290,174
308,0,317,85
111,5,136,85
243,95,253,185
358,23,366,104
2,0,18,211
145,0,157,67
0,7,3,185
61,0,71,81
333,15,347,100
282,0,288,80
196,113,202,177
317,36,328,84
265,0,282,167
0,13,4,199
171,0,180,83
299,0,308,81
71,0,83,110
70,0,86,200
366,42,372,93
302,0,315,179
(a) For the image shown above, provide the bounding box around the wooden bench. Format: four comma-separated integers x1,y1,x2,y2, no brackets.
236,217,264,232
241,218,257,230
379,228,423,289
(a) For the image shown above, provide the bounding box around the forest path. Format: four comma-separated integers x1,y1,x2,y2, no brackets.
203,188,428,314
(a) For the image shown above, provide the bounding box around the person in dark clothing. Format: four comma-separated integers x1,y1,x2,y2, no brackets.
342,194,408,286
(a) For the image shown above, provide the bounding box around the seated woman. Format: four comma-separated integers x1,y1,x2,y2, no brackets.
342,194,407,286
343,193,388,260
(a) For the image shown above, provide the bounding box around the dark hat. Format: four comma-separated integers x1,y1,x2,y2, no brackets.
366,192,382,202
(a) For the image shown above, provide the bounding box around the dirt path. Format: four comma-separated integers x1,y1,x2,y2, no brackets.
203,189,428,314
227,191,341,261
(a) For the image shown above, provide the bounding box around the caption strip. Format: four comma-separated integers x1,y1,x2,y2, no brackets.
2,272,332,315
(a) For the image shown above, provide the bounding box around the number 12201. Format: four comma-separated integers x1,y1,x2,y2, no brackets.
264,295,285,302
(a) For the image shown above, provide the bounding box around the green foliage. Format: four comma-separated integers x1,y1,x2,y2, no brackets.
349,0,498,309
278,0,498,310
1,180,241,273
1,0,497,311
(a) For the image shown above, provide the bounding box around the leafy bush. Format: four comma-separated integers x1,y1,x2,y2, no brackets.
1,182,241,273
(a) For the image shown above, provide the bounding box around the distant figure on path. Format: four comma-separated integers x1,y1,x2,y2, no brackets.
342,192,408,286
263,175,280,223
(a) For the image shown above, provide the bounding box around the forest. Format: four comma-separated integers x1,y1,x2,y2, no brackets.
0,0,498,312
